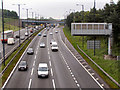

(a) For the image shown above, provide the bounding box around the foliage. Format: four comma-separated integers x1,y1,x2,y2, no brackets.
1,9,19,19
65,1,120,54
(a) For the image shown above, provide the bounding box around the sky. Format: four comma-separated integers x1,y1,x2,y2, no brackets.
1,0,119,19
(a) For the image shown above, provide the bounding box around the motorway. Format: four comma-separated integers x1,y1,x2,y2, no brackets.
3,26,109,89
0,28,32,61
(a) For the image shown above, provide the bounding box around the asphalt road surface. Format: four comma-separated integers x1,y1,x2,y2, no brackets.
3,26,109,89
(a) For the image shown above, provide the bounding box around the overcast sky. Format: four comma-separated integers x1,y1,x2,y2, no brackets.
1,0,119,19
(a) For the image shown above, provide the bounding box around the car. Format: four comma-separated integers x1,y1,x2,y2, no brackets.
55,31,58,33
18,61,28,71
50,39,55,44
43,34,47,37
20,36,25,40
38,33,42,36
16,35,20,38
51,42,58,51
50,32,53,35
37,63,49,78
27,48,34,55
25,32,29,36
40,42,45,48
7,38,15,45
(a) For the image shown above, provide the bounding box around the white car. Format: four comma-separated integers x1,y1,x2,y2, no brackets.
37,63,49,78
51,42,58,51
40,42,45,48
7,38,15,45
25,32,28,36
50,32,53,35
55,31,58,33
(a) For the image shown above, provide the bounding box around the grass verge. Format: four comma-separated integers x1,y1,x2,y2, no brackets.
63,26,120,88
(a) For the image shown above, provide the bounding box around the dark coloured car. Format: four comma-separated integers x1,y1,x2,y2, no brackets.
27,48,34,55
43,34,47,37
18,61,28,71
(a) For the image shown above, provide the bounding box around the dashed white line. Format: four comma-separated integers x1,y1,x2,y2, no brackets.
48,51,50,55
36,51,38,54
52,79,56,89
28,79,32,89
49,56,51,60
51,68,53,76
31,68,34,76
34,55,36,59
49,61,51,67
33,61,35,66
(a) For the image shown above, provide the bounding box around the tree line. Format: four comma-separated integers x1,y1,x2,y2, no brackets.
65,1,120,48
1,9,19,19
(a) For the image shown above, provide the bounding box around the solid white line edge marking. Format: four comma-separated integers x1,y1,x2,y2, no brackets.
59,29,104,89
2,29,44,89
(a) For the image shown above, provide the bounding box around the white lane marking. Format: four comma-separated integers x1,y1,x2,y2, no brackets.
48,51,50,55
48,48,49,51
52,79,56,89
31,68,34,76
28,79,32,89
36,51,38,54
49,56,51,60
49,61,51,67
34,55,36,59
51,68,53,76
33,61,35,66
59,29,104,89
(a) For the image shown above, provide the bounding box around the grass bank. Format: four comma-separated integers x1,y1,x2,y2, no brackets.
63,26,120,88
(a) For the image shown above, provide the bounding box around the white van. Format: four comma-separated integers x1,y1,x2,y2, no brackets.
7,38,15,45
51,41,58,51
37,63,49,78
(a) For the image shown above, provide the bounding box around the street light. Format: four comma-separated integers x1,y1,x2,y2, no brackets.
2,0,5,66
76,3,84,48
22,8,32,36
12,4,26,47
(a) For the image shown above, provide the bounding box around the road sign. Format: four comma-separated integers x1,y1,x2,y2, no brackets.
87,40,100,49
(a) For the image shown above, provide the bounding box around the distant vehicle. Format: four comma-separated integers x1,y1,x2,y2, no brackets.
43,34,47,37
37,63,49,78
51,42,58,51
30,30,33,33
7,38,15,45
20,36,25,40
1,30,14,43
50,39,55,44
50,32,53,35
27,48,34,55
38,33,42,36
55,31,58,33
25,32,29,36
15,35,20,38
18,61,28,71
40,42,45,48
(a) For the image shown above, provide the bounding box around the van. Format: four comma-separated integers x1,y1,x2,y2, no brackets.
37,63,49,78
51,41,58,51
7,38,15,45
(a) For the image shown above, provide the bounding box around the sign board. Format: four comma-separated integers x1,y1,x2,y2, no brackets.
71,23,112,36
87,40,101,49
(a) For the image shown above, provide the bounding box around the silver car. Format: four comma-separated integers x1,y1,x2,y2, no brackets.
40,42,45,48
18,61,28,71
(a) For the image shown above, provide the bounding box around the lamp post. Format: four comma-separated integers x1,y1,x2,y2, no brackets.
12,4,26,47
2,0,5,66
23,8,32,36
76,4,84,48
